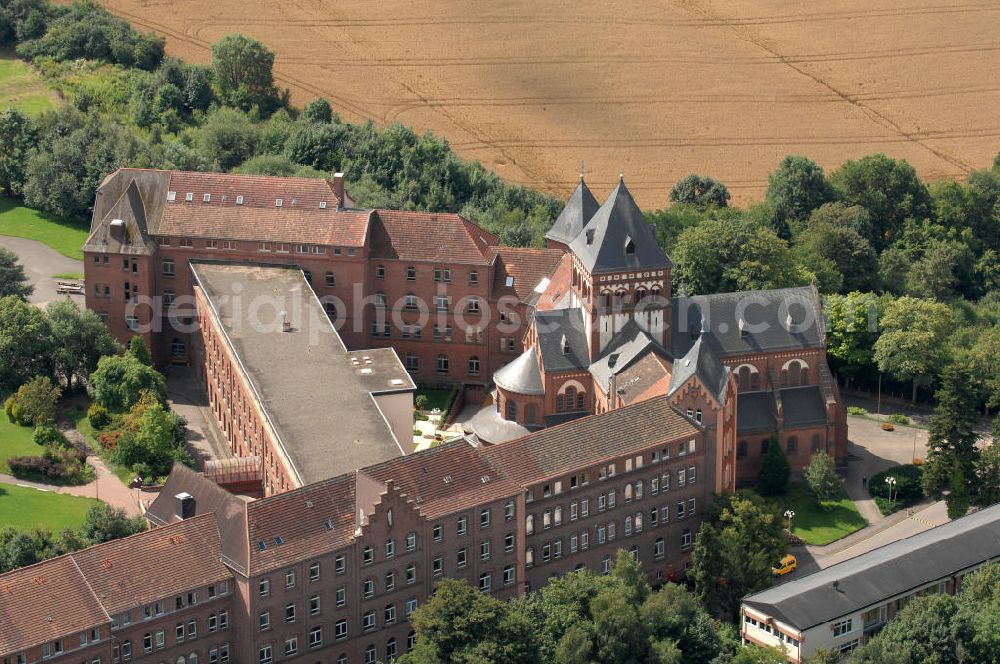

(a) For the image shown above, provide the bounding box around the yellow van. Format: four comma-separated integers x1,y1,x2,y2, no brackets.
772,554,797,577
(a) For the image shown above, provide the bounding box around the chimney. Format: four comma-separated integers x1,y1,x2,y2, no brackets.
738,317,746,336
332,173,345,209
175,492,195,520
281,311,292,333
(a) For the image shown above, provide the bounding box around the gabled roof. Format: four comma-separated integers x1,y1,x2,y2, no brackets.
72,514,231,614
614,353,673,406
780,386,829,428
534,307,589,372
481,397,700,486
545,178,600,245
743,504,1000,632
83,177,159,255
364,441,520,519
737,391,778,434
672,286,825,358
0,555,109,655
667,335,729,403
245,473,358,575
494,348,545,395
589,320,668,390
490,247,565,306
568,179,671,274
370,210,498,264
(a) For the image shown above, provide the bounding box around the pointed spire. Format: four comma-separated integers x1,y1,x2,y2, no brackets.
580,160,585,182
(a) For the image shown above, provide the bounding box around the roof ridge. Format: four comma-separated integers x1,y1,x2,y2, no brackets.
68,552,112,623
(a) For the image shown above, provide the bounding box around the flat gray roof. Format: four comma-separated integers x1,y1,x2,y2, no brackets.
346,348,416,394
191,262,404,485
743,504,1000,631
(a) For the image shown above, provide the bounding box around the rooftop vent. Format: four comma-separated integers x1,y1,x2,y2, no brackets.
273,536,283,546
305,500,314,508
281,311,292,333
175,492,195,520
480,475,490,483
257,540,266,551
323,519,334,530
390,378,405,386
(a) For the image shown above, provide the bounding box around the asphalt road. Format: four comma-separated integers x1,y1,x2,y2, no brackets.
0,236,84,307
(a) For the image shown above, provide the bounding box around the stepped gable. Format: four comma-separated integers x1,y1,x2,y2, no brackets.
545,178,600,246
667,335,730,402
568,178,671,274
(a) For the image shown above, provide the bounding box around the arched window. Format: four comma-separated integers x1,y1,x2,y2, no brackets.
526,515,534,535
695,409,702,423
525,403,537,424
324,302,337,319
505,399,517,421
800,365,809,384
738,366,751,390
565,386,576,409
556,394,565,411
325,272,335,287
737,440,748,458
635,288,647,304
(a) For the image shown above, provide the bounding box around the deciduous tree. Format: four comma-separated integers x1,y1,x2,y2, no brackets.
805,451,842,503
47,300,120,388
872,296,952,402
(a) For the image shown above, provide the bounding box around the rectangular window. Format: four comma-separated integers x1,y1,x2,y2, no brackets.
258,646,272,664
335,619,347,640
833,619,854,637
336,586,346,607
309,627,322,648
309,562,320,581
335,554,346,573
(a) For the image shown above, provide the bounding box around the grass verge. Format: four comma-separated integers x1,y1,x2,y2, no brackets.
781,482,867,546
0,198,89,260
0,416,45,475
0,483,98,531
52,271,85,280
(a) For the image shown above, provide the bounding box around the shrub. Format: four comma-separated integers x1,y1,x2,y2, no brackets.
757,436,790,496
847,406,867,416
6,376,60,426
887,413,910,425
33,423,69,448
870,464,924,506
8,446,90,484
414,394,429,411
87,402,111,429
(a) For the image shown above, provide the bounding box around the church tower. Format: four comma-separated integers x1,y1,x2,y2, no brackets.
564,177,673,360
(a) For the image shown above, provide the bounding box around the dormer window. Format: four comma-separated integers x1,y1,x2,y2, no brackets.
185,192,193,202
275,198,283,207
203,194,211,202
585,229,595,245
739,318,747,336
624,235,635,254
561,334,570,355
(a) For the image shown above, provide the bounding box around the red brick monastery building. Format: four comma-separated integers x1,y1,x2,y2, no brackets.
0,169,847,664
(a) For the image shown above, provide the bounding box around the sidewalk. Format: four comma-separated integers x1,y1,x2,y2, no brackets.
0,455,142,516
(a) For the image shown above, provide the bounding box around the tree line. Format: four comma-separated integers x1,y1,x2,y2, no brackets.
0,0,561,244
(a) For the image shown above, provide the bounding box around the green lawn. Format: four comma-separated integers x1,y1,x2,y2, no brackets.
0,483,98,530
0,54,59,116
0,198,89,260
781,482,867,546
415,387,456,412
0,416,44,475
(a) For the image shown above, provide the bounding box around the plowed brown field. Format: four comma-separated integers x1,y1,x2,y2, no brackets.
94,0,1000,206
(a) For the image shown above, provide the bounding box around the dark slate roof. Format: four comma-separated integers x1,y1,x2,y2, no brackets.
568,179,672,274
494,348,545,395
780,386,829,428
545,178,600,245
465,405,534,444
667,335,729,402
743,504,1000,632
672,287,824,358
737,391,777,434
534,307,590,372
589,320,669,390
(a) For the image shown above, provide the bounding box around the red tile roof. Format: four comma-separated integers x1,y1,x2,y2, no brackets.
245,473,358,575
490,247,565,305
533,253,575,311
0,556,108,655
481,397,700,486
364,441,520,519
370,210,498,264
72,514,231,614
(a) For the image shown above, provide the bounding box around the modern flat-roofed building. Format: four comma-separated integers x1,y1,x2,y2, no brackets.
740,504,1000,662
190,262,414,494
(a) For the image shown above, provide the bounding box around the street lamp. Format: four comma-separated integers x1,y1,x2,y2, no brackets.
885,476,897,506
784,509,796,531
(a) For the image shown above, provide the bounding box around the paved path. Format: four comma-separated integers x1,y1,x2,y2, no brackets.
164,366,232,470
0,455,142,516
0,236,84,308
